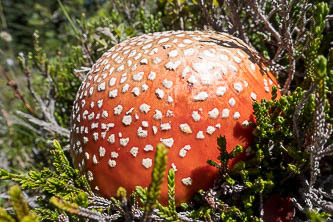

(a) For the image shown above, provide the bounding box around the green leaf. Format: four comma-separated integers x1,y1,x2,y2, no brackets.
50,196,79,214
135,186,147,205
167,168,178,221
143,143,168,220
0,208,15,222
8,185,30,220
116,187,127,201
56,0,81,36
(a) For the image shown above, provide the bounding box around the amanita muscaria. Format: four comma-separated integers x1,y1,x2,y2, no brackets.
70,30,280,204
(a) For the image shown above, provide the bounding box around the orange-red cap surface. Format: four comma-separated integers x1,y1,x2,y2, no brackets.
70,30,280,204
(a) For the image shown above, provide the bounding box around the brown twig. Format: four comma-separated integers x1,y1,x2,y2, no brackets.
15,111,69,138
0,64,36,115
197,0,219,30
224,0,249,43
248,0,282,43
17,53,70,138
280,0,296,94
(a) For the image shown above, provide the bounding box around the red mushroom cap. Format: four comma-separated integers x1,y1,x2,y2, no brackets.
70,30,280,204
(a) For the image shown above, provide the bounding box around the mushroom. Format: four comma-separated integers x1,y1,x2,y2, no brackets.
70,30,280,204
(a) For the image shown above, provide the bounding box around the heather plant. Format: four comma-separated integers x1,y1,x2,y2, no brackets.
0,0,332,221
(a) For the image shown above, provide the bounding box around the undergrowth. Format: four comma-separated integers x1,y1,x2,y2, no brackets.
0,64,332,221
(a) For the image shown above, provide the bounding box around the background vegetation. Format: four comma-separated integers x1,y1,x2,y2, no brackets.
0,0,332,221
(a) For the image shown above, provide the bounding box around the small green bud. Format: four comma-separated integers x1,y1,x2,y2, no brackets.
180,203,189,210
225,175,235,185
287,164,301,174
116,187,127,200
315,55,327,78
245,182,253,188
256,149,264,163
